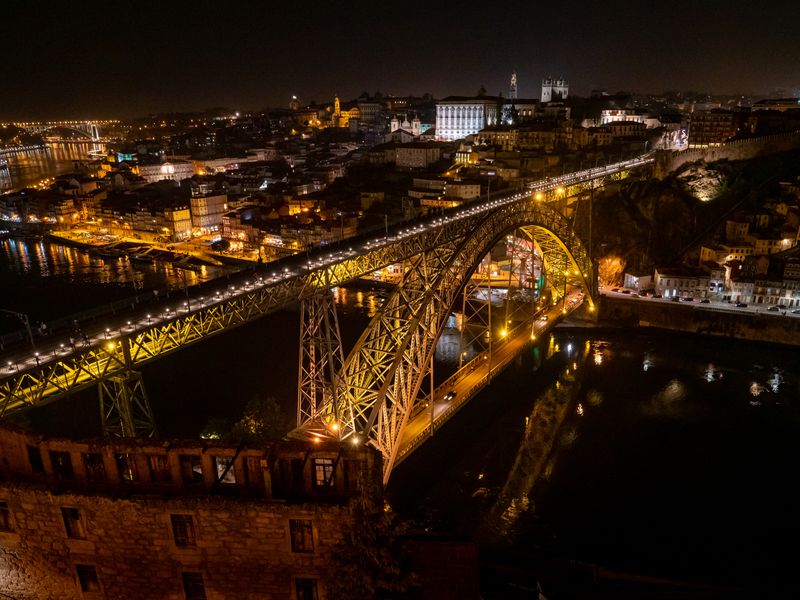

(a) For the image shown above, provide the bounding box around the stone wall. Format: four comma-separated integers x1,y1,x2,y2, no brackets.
599,296,800,346
654,131,800,177
0,427,383,599
0,484,347,599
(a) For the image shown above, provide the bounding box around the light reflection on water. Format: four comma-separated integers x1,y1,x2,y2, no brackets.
388,331,800,587
0,239,224,290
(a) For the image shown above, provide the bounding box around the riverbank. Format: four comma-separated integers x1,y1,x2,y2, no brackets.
594,295,800,347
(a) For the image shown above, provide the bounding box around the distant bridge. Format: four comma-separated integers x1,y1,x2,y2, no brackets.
11,120,119,142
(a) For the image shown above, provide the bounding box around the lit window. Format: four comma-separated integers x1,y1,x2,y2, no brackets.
76,564,100,592
289,519,314,553
171,514,196,547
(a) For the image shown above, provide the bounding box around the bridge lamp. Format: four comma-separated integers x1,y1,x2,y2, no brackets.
106,341,116,352
350,435,360,445
500,328,508,338
330,422,339,431
556,187,565,195
7,361,13,372
535,192,543,201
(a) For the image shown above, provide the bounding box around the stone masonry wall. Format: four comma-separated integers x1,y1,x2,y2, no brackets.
654,131,800,177
0,483,348,599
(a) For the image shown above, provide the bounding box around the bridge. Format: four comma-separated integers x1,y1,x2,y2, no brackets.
0,154,653,482
11,120,118,142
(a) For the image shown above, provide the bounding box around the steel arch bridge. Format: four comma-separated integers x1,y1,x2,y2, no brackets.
295,199,595,481
13,120,107,141
0,155,652,482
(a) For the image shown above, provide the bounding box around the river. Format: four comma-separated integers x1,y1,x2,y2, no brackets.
0,142,104,192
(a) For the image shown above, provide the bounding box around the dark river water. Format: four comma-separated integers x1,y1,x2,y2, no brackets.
1,236,798,596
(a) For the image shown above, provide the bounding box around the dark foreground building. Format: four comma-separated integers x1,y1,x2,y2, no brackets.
0,425,381,599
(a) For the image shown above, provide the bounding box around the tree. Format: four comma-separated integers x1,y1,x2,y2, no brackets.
326,496,415,600
598,255,626,287
230,394,290,443
210,239,230,252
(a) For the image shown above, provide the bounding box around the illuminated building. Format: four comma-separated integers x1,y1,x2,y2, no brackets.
541,77,568,102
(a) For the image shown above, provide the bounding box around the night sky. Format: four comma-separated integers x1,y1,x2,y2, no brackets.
1,0,798,119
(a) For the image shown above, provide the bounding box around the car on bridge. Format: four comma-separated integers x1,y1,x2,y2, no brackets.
735,302,748,308
443,391,457,402
767,305,780,312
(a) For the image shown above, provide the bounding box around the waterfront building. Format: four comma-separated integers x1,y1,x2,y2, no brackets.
0,425,381,600
189,192,228,236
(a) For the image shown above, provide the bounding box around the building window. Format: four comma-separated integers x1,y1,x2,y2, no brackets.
313,458,334,487
182,572,207,600
213,456,236,484
82,453,106,483
148,454,172,483
295,578,319,600
62,507,87,539
290,519,314,553
179,455,203,485
171,514,196,547
76,564,100,592
0,501,13,532
115,453,138,482
50,451,74,480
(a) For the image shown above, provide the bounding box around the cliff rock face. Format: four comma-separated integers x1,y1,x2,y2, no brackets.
592,174,705,272
677,163,726,202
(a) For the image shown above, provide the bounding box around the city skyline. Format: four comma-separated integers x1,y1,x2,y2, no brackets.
1,1,798,119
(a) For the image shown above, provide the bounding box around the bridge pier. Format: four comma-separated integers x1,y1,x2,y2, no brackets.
296,291,347,439
99,370,157,438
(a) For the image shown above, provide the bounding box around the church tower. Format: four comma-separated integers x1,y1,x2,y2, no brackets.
509,71,517,99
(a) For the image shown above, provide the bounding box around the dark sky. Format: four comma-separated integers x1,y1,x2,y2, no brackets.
1,0,798,120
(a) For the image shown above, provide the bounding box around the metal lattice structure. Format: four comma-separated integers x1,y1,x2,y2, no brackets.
296,199,596,481
296,291,346,438
99,370,157,438
0,156,652,444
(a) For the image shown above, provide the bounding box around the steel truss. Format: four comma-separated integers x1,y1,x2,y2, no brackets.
0,161,633,423
296,291,347,437
99,370,157,438
297,200,596,482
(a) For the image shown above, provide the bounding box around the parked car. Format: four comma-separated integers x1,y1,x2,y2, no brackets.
653,294,662,298
735,302,748,308
671,297,680,302
611,288,620,292
682,297,694,302
793,309,800,314
700,299,710,304
621,289,631,295
767,305,780,312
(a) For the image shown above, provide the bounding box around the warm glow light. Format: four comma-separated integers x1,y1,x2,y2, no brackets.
500,329,507,337
535,192,543,201
331,422,339,431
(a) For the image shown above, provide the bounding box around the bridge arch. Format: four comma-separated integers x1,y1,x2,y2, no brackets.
304,199,595,481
